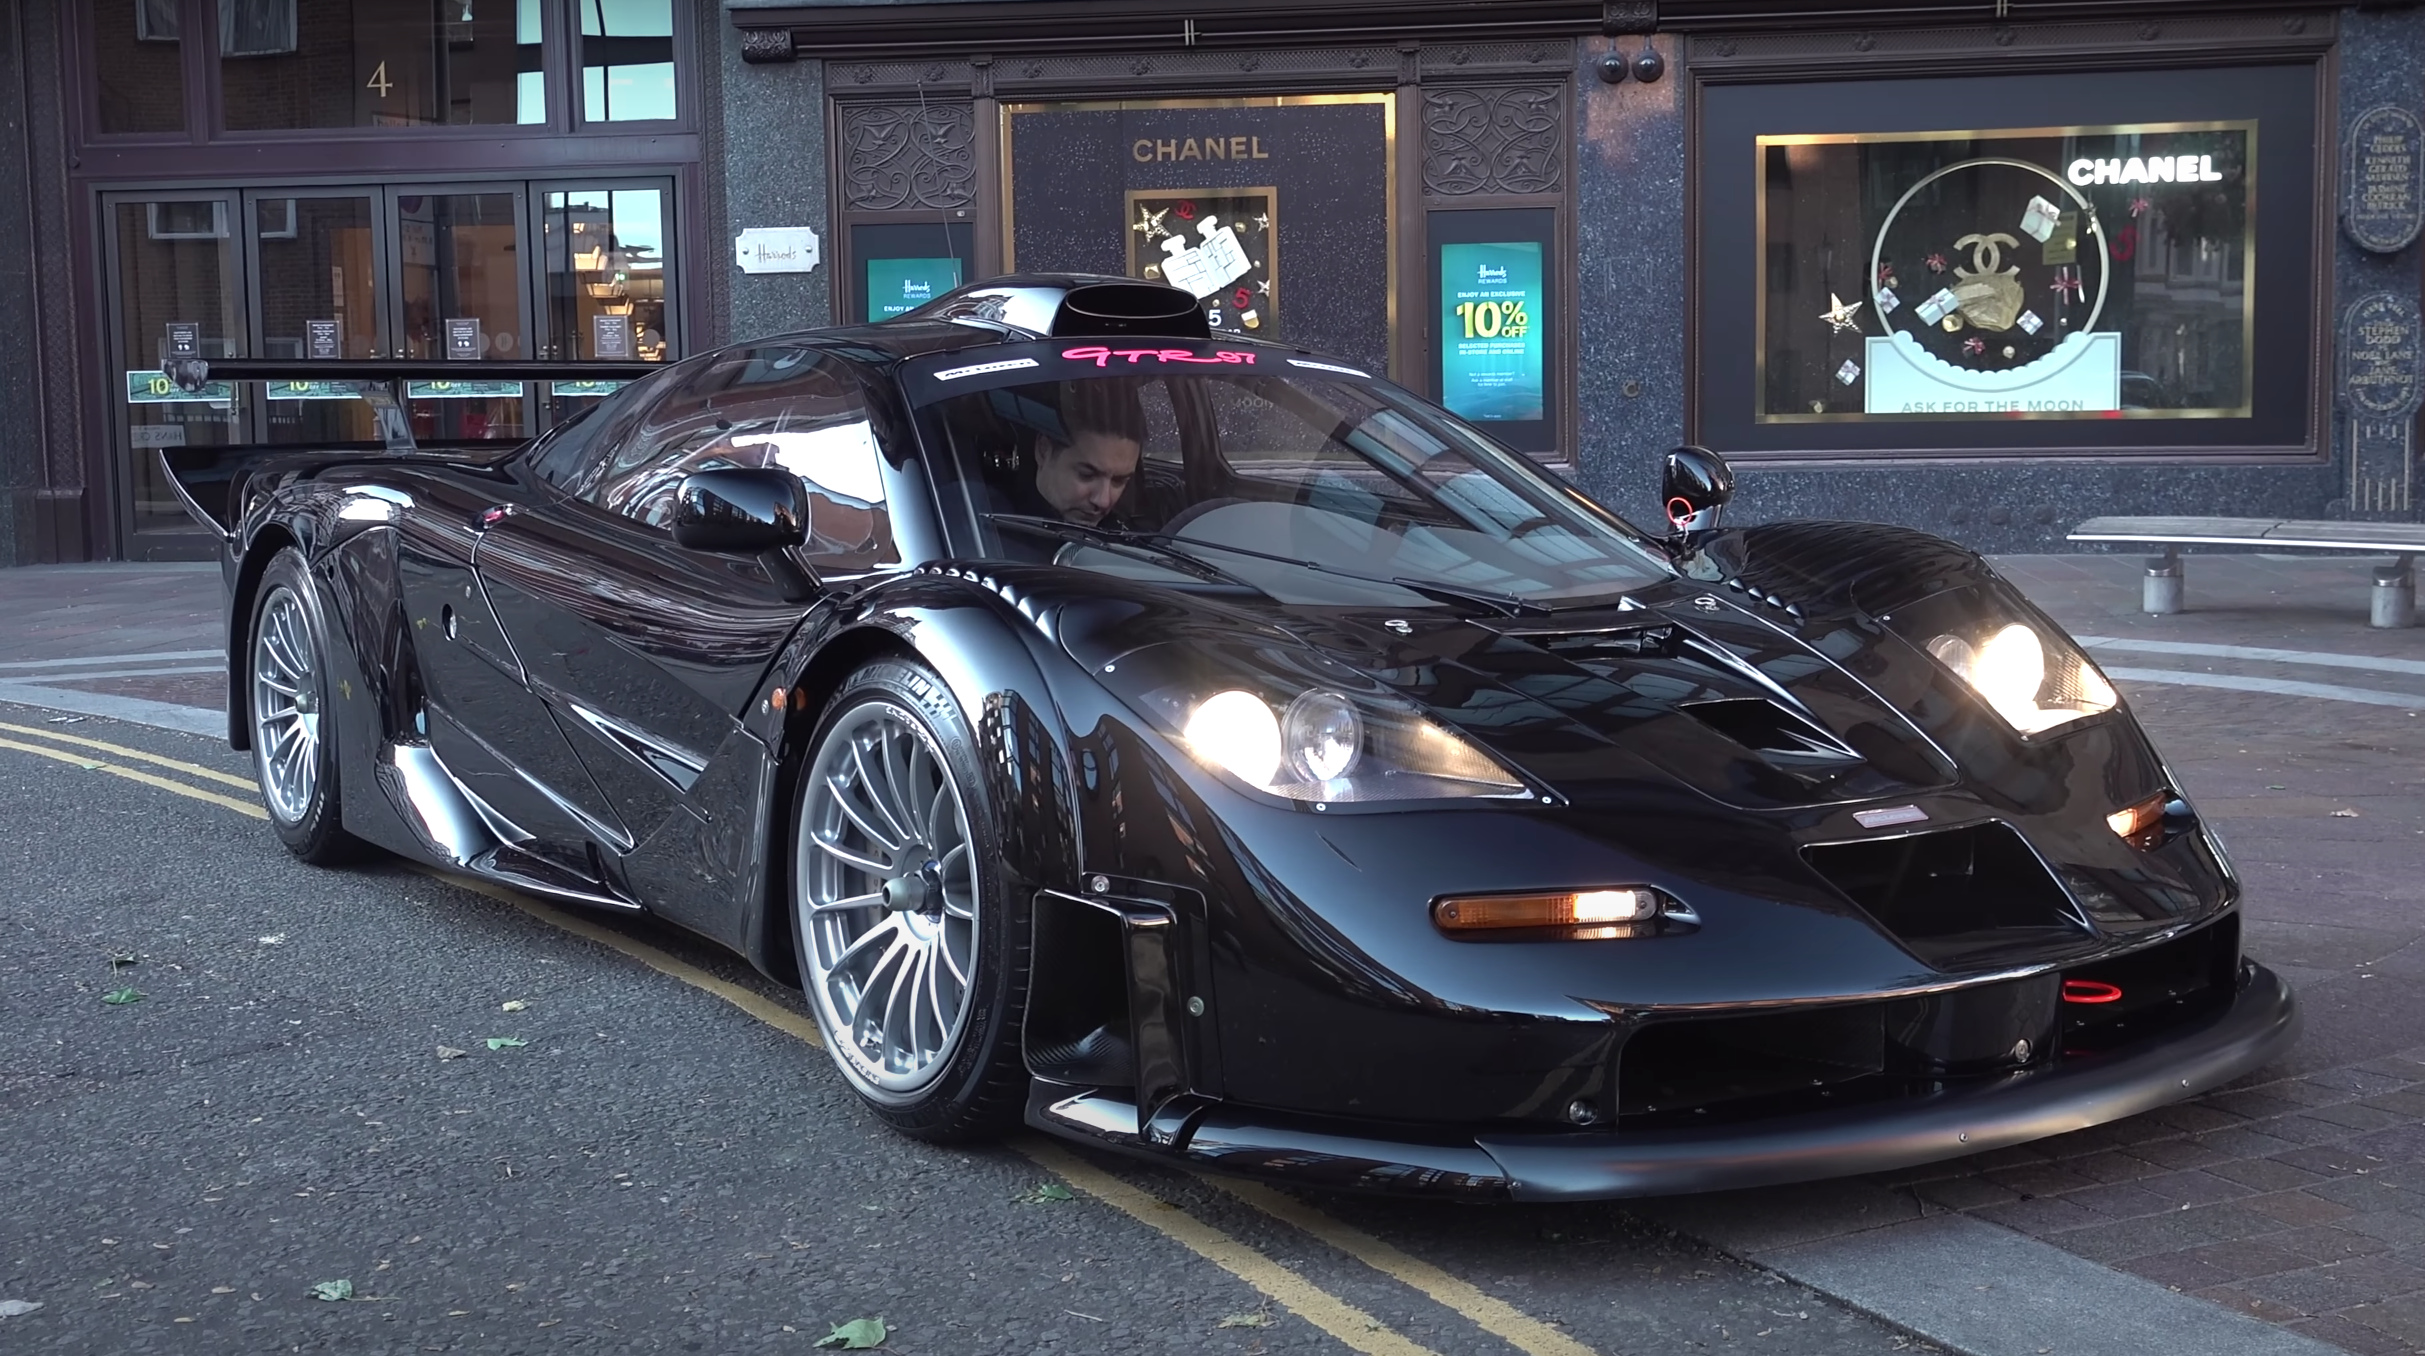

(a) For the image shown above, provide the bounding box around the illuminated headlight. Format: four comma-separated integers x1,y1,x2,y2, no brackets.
1108,646,1530,804
1920,619,2117,735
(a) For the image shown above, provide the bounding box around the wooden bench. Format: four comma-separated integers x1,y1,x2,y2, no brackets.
2067,516,2425,628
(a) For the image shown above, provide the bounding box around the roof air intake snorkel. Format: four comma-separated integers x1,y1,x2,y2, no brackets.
1049,282,1209,339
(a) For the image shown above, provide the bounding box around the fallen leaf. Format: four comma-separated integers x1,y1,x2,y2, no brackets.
484,1037,527,1051
0,1300,41,1318
309,1280,353,1302
1218,1312,1273,1329
101,988,143,1006
436,1046,468,1060
2331,809,2361,818
500,999,528,1012
816,1316,888,1349
1014,1183,1076,1204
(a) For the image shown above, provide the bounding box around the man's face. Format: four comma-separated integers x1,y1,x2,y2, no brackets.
1034,430,1140,526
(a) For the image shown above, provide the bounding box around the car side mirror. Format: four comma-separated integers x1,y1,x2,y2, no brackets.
672,468,820,601
1661,446,1734,544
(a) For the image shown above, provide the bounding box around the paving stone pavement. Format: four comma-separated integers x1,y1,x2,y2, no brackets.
0,550,2420,1353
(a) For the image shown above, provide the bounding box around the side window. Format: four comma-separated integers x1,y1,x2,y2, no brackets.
539,357,698,494
580,347,899,572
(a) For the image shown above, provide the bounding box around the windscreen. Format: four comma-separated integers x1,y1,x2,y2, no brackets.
906,343,1673,610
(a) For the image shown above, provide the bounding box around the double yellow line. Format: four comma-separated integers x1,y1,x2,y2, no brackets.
0,714,1600,1356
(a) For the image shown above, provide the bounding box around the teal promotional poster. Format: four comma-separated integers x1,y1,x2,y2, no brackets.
1440,241,1544,422
867,257,965,319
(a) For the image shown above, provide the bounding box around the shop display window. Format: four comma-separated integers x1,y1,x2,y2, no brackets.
1694,66,2319,458
1757,123,2252,424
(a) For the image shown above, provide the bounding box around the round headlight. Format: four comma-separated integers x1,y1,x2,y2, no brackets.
1973,623,2046,716
1284,689,1363,782
1184,690,1282,786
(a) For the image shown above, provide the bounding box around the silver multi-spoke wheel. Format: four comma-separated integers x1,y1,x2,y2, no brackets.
797,698,980,1101
251,583,322,825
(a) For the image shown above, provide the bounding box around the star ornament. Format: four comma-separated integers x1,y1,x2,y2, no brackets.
1131,207,1170,239
1820,293,1864,333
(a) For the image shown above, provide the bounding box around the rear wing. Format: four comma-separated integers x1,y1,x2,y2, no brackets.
164,358,661,453
156,359,660,533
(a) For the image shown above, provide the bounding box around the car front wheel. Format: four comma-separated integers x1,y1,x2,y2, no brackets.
790,658,1028,1140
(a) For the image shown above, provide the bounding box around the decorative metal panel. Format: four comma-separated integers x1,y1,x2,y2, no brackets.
840,103,977,211
1423,86,1564,198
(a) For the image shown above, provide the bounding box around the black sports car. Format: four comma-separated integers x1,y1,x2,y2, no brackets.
166,275,2296,1200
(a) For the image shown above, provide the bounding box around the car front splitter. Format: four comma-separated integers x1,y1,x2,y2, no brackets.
1027,963,2300,1202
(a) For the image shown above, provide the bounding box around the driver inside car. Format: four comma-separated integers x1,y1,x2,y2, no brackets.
1006,379,1146,529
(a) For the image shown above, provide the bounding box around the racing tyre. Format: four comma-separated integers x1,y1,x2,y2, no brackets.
790,658,1029,1141
248,548,365,865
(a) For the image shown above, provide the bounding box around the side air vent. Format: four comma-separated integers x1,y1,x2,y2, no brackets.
1051,282,1209,339
1804,820,2093,969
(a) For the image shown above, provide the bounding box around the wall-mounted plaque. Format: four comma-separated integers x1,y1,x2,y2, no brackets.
445,318,483,361
2343,104,2425,255
2341,291,2422,517
306,320,342,360
591,313,633,360
2340,292,2422,418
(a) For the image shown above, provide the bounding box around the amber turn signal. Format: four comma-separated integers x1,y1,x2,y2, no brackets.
1433,888,1661,932
2106,793,2167,850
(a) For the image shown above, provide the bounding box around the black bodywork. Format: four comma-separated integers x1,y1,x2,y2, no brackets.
167,275,2297,1201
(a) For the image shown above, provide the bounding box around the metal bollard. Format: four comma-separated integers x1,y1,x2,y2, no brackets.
2372,555,2415,629
2143,551,2184,615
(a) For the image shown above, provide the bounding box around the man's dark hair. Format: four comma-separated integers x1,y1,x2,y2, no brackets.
1056,378,1148,448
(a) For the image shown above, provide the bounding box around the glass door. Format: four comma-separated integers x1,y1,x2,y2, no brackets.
393,188,533,441
535,179,677,424
105,191,246,555
245,190,388,445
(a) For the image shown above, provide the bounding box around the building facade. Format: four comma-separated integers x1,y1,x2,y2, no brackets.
3,0,2421,563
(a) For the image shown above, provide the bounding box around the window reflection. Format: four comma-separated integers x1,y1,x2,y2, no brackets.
115,201,242,529
221,0,545,130
96,2,187,133
580,0,677,122
542,188,669,361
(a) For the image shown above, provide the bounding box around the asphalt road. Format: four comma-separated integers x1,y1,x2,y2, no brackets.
0,700,1920,1356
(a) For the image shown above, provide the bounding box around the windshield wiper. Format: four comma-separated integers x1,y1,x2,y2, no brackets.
1119,531,1553,618
985,514,1262,592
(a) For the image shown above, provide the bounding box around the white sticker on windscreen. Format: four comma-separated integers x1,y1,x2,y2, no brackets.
932,358,1041,381
1286,358,1371,378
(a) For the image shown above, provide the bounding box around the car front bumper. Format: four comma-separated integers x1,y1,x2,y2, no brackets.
1027,961,2299,1202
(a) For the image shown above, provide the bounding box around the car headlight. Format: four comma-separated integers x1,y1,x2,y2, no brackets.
1102,646,1530,803
1890,588,2117,736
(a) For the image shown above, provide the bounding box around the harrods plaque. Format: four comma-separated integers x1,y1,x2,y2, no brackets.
2343,105,2425,255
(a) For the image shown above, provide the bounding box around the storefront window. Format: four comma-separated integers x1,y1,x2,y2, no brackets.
580,0,676,123
95,2,188,134
1757,123,2252,424
1693,65,2317,458
113,199,243,531
541,186,670,360
221,0,545,130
